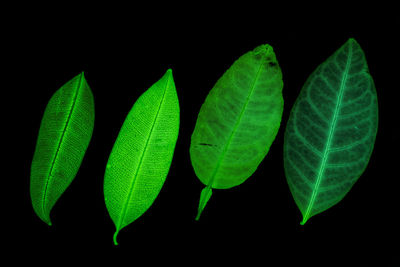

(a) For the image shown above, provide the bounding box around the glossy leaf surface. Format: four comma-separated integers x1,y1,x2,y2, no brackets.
190,44,284,219
30,72,95,225
104,69,179,245
283,38,378,224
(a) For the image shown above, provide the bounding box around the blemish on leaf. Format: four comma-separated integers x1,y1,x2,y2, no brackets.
199,143,215,146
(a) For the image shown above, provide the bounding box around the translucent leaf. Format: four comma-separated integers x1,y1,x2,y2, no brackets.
283,38,379,224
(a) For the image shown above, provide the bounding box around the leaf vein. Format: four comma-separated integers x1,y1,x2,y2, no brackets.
286,155,313,187
116,74,170,231
293,123,323,157
206,57,266,187
41,74,83,217
302,45,352,223
306,96,329,122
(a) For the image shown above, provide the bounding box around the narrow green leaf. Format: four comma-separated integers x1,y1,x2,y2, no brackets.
30,72,95,225
190,44,284,219
104,69,180,245
283,38,378,224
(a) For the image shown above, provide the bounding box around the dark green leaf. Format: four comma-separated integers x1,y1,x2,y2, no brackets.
283,38,378,224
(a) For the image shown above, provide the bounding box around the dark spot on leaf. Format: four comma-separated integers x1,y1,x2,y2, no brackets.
199,143,215,147
268,62,277,67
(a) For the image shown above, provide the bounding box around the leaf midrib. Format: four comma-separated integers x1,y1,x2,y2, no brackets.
41,74,84,219
116,74,171,231
207,53,267,188
302,45,353,223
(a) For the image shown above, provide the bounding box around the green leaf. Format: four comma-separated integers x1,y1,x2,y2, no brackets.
190,44,284,220
283,38,378,224
104,69,180,245
30,72,95,225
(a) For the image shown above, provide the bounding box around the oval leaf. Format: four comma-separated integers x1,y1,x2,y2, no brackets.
283,38,378,224
190,44,284,220
104,69,180,245
30,72,95,225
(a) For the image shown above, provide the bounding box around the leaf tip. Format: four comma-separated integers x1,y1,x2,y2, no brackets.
163,68,174,84
346,37,361,48
79,71,86,81
348,37,356,43
254,43,273,57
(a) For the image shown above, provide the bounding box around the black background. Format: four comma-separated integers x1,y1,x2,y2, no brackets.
7,5,398,265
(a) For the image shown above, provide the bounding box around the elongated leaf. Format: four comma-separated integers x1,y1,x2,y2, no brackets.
283,38,378,224
30,72,95,225
104,69,179,245
190,44,284,220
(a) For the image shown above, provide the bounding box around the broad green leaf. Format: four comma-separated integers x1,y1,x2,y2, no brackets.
104,69,179,245
283,38,378,224
190,44,284,220
30,72,95,225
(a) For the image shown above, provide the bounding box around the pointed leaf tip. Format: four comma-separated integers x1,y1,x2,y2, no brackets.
346,37,360,48
162,68,173,82
79,71,86,81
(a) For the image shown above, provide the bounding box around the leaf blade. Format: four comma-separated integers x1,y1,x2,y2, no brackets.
30,72,95,225
104,69,179,244
190,44,284,218
284,38,378,224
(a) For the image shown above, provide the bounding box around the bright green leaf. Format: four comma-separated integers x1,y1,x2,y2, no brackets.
190,44,284,220
30,72,95,225
104,69,180,245
283,38,379,224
